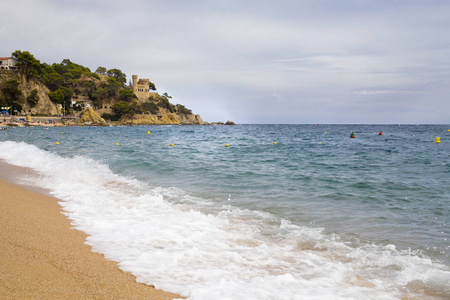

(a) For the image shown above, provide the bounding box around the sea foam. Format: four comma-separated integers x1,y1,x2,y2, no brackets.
1,140,449,300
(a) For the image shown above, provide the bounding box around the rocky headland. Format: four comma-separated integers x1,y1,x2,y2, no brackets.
0,51,234,126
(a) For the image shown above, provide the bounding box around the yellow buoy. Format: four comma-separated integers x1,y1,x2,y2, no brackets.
116,142,119,145
273,142,277,145
55,142,59,145
30,133,33,135
318,142,321,144
171,143,174,147
147,131,151,135
436,137,441,144
225,144,229,147
448,129,450,132
61,132,64,134
325,131,327,133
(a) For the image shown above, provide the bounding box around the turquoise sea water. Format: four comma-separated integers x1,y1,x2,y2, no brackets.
1,124,449,299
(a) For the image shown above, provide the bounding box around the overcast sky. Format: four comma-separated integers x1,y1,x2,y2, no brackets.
1,0,449,123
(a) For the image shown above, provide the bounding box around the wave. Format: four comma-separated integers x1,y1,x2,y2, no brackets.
1,140,449,299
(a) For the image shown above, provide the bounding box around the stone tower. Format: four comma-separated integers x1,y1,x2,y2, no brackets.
132,75,138,94
132,75,153,101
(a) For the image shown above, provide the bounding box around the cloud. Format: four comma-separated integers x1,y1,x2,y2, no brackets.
349,90,426,96
1,0,450,123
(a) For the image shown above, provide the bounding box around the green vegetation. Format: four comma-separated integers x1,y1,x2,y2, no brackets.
141,101,159,114
119,89,137,102
2,50,191,119
2,79,23,103
95,66,107,75
0,79,24,112
48,89,64,103
12,50,41,80
157,93,176,113
106,68,127,87
7,51,132,114
101,112,121,121
26,89,39,107
176,104,192,114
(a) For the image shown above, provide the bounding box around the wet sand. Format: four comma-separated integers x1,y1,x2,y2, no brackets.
0,177,182,299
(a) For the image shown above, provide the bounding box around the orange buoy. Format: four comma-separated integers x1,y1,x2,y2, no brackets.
350,132,355,138
379,131,383,135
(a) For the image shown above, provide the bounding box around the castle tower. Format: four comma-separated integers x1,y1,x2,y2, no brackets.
132,75,138,94
132,75,155,101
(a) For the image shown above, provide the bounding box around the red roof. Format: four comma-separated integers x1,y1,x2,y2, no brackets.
0,57,13,60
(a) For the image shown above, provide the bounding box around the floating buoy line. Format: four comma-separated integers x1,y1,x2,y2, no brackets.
4,129,446,146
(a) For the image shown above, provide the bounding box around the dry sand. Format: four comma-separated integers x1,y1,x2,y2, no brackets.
0,177,182,299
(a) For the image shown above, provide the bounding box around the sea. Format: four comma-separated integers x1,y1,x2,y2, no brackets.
0,124,449,300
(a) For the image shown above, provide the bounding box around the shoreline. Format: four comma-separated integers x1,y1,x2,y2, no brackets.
0,167,182,299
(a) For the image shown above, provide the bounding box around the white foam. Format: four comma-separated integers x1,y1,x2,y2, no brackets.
1,141,449,299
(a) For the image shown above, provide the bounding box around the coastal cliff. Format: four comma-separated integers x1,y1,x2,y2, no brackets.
0,71,60,115
0,51,210,125
0,69,206,125
1,51,234,126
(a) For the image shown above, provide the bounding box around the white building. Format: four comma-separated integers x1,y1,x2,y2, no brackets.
70,95,92,108
0,57,18,70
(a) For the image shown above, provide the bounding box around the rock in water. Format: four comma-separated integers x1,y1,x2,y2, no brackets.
79,107,105,124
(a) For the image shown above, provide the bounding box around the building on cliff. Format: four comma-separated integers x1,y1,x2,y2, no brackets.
70,95,93,109
0,57,18,70
132,75,156,101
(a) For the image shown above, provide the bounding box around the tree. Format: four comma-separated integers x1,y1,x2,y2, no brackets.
63,72,74,81
44,72,64,91
96,66,107,74
9,103,23,114
2,80,23,105
90,73,100,80
48,89,64,103
12,50,41,80
82,81,98,101
149,81,156,91
59,86,73,102
141,101,159,114
52,62,69,76
119,89,137,102
48,86,73,115
111,100,137,116
101,112,121,121
157,93,176,113
40,63,63,91
176,104,192,114
61,59,72,66
104,77,122,98
26,89,39,107
107,68,127,87
53,59,91,79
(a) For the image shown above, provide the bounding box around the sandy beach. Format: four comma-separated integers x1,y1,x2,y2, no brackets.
0,116,64,127
0,175,182,299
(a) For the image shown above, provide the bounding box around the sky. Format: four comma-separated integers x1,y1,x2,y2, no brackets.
1,0,449,124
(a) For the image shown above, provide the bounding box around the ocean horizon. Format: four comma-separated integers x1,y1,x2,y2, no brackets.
1,124,449,299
